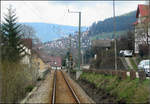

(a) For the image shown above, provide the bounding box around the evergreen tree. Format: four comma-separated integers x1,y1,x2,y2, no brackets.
1,6,25,62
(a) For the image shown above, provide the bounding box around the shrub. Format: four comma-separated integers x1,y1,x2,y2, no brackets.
139,45,150,57
25,85,34,93
0,61,38,103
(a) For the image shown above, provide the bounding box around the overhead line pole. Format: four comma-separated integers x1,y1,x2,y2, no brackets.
113,0,117,70
148,0,150,69
68,10,81,71
69,34,72,75
79,12,81,70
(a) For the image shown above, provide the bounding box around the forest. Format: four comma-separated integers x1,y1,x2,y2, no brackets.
88,11,136,37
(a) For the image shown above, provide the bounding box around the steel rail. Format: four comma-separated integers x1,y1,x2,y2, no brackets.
60,70,80,104
52,70,56,104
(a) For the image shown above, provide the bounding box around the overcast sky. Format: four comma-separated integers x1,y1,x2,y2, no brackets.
1,1,146,27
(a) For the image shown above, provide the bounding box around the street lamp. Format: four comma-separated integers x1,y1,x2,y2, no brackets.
68,9,81,71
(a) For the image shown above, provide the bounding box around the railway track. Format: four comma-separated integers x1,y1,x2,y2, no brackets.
51,70,80,104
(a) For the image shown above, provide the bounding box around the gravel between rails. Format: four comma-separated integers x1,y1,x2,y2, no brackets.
63,70,95,103
55,70,76,103
25,71,52,103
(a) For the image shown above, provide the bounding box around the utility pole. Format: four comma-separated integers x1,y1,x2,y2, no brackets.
79,12,81,70
68,10,81,71
69,34,72,75
148,0,150,68
113,0,117,70
81,50,84,65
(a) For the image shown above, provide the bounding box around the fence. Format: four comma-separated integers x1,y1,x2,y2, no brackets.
82,69,149,81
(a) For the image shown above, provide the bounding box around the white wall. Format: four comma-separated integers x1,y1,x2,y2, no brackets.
21,45,31,65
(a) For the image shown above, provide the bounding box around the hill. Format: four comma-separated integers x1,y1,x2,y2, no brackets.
21,22,87,42
88,11,136,37
90,30,127,40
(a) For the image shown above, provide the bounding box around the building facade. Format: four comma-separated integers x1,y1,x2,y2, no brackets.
133,4,150,54
50,56,62,70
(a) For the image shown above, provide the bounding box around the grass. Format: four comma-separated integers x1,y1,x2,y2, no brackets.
80,72,150,103
129,58,138,70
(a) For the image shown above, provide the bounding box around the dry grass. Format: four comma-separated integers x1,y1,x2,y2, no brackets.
0,61,38,103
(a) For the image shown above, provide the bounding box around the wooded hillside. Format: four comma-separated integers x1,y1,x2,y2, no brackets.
88,11,136,37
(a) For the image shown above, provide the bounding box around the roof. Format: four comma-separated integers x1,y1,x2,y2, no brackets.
133,4,150,25
21,38,32,49
136,4,149,18
49,56,62,67
92,39,112,48
133,16,150,25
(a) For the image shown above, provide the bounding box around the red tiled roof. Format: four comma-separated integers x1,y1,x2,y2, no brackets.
133,4,150,25
136,4,149,18
133,16,150,26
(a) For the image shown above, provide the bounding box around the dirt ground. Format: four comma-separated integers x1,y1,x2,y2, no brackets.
70,72,124,104
77,79,118,103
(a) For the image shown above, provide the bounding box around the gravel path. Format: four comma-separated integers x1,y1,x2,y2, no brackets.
25,72,51,103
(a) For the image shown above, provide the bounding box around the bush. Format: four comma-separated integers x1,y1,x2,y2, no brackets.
91,47,125,69
25,85,34,93
139,45,150,57
0,61,38,103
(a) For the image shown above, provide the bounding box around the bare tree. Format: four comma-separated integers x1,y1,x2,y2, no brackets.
20,24,35,39
20,24,42,44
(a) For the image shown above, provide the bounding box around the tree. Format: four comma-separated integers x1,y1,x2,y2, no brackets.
20,24,35,39
1,6,25,62
117,30,134,52
19,24,42,44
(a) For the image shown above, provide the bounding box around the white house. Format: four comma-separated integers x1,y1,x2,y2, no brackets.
133,4,150,54
20,38,32,65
